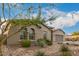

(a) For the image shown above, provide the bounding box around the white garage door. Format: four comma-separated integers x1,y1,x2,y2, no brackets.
55,35,63,43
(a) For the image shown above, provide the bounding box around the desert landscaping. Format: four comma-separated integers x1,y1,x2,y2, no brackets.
1,43,79,56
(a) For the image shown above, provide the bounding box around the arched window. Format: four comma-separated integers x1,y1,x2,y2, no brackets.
29,28,35,40
20,27,27,39
43,31,47,39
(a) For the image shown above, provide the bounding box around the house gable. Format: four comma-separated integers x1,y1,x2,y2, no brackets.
27,24,51,40
53,29,65,35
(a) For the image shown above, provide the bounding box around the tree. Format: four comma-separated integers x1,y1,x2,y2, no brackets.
72,32,79,35
0,3,57,55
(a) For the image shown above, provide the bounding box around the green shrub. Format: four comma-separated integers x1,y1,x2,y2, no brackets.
45,39,52,45
36,39,46,47
60,45,69,52
34,50,45,56
60,44,72,56
36,39,52,47
22,39,31,47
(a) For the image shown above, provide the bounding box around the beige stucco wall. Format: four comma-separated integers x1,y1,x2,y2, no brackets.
7,25,21,45
27,24,51,41
7,24,51,45
53,30,65,43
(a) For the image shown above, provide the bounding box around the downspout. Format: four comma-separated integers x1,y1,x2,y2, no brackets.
51,29,53,45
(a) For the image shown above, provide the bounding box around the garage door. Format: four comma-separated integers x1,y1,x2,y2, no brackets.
55,35,63,43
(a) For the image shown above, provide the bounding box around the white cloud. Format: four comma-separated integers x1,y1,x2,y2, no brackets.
1,7,79,30
45,9,79,29
42,8,66,20
30,8,79,29
67,33,72,35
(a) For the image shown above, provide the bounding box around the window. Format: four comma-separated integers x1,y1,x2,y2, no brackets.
29,28,35,40
43,31,47,39
20,28,27,39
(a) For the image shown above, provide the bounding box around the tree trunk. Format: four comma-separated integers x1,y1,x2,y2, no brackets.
51,30,53,45
0,35,6,56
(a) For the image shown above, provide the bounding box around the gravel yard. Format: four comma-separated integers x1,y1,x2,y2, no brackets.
2,44,61,56
2,44,79,56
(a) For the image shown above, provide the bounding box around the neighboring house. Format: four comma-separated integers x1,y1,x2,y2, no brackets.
2,22,65,45
65,35,79,41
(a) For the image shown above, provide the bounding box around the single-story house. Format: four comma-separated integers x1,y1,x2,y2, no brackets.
2,22,65,45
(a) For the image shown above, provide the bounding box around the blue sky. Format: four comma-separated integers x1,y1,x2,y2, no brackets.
56,3,79,12
55,3,79,34
0,3,79,35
